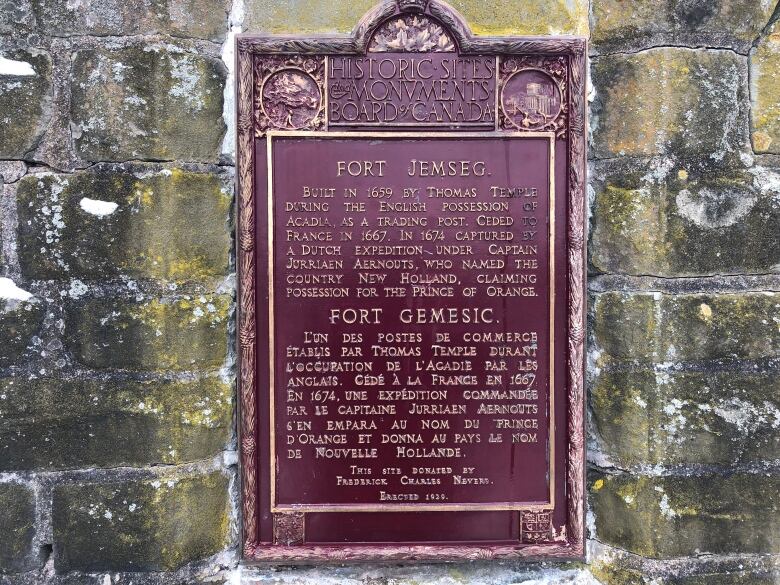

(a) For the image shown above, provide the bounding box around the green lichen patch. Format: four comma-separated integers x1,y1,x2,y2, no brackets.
0,298,44,367
52,472,229,572
0,49,51,159
243,0,588,36
590,473,780,558
591,48,749,162
592,370,780,468
0,483,36,573
70,45,226,163
16,167,231,284
30,0,229,41
592,0,777,52
590,166,780,276
593,292,780,363
751,25,780,154
64,295,231,371
0,375,232,471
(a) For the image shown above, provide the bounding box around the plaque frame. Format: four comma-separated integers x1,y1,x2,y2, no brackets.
236,0,587,562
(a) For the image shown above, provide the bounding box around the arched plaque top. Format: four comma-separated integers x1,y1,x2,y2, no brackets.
354,0,473,54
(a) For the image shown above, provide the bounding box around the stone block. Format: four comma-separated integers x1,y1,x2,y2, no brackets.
0,375,232,471
52,472,229,572
0,0,36,36
591,370,780,468
16,167,231,283
0,49,51,159
243,0,588,36
590,165,780,276
591,48,749,161
30,0,229,41
751,24,780,154
0,483,36,573
592,292,780,364
70,45,226,163
590,473,780,557
592,0,777,53
0,297,44,367
64,295,230,371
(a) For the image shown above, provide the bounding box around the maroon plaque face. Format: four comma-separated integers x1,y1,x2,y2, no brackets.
236,0,587,562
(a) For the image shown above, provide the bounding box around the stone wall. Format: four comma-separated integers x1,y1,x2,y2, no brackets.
0,1,778,584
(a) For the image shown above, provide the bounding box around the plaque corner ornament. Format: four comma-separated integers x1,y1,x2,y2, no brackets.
254,55,326,135
273,513,306,546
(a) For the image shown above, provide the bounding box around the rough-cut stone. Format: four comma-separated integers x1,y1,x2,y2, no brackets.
590,473,780,557
592,370,780,468
590,165,780,276
751,24,780,154
0,483,36,573
591,49,749,162
593,292,780,364
64,295,230,371
31,0,230,41
0,298,44,367
52,472,229,572
70,45,226,163
243,0,588,35
0,49,51,159
592,561,780,585
0,0,36,36
0,375,231,471
16,167,231,283
592,0,777,53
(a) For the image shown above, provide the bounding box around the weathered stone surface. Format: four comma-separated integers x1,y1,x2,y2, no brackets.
70,45,226,163
591,49,749,162
0,483,36,573
0,375,231,471
751,23,780,154
592,561,780,585
243,0,588,35
17,167,231,283
52,472,229,572
0,49,51,159
593,292,780,363
590,165,780,276
64,295,230,371
590,473,780,557
592,370,780,468
0,0,36,36
0,298,44,367
31,0,229,41
592,0,777,53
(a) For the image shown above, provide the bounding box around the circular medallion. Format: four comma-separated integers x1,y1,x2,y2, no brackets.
261,68,321,130
501,69,562,131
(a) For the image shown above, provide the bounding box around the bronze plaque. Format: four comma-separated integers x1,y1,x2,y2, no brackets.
236,0,587,562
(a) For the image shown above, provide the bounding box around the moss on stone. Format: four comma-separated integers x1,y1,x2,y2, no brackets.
591,48,749,161
0,375,232,470
243,0,587,36
52,472,229,572
16,167,231,284
0,483,36,573
0,299,44,367
751,26,780,154
592,370,780,468
593,292,780,364
0,49,51,159
30,0,229,40
591,472,780,558
592,0,776,52
64,295,230,371
70,45,226,163
590,165,780,276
